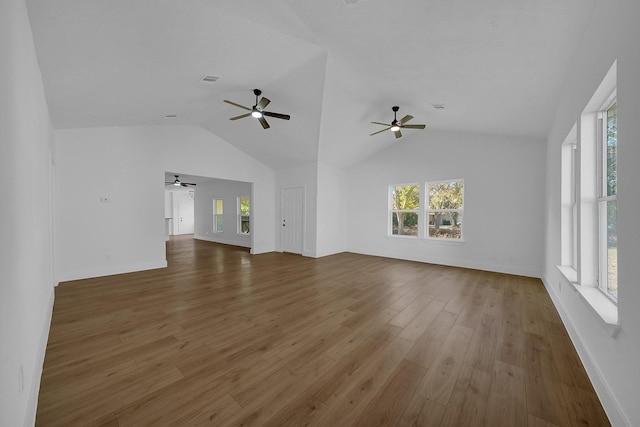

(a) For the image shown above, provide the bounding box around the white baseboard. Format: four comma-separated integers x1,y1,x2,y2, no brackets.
57,259,167,283
303,250,346,258
25,287,54,427
193,234,251,248
540,277,629,427
348,247,541,278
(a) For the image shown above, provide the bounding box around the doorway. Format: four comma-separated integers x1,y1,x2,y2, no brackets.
173,190,195,235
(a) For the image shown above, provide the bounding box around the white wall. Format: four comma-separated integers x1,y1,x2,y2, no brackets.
55,125,275,282
275,162,318,256
0,1,55,425
55,129,166,281
542,1,640,425
348,130,545,277
194,179,252,248
316,162,348,257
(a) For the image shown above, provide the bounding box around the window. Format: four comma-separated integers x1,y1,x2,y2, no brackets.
556,63,617,324
427,180,463,240
561,125,578,270
389,184,419,237
599,99,617,299
238,196,250,234
213,199,223,232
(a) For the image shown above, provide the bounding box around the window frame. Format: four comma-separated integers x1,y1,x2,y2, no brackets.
597,94,617,301
388,183,420,238
556,62,618,326
426,179,464,241
213,198,223,233
561,125,578,271
237,196,250,235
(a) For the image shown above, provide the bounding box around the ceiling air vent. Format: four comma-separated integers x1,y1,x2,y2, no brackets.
432,104,446,110
199,75,220,84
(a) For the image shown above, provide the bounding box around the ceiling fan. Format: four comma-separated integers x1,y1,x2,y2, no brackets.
223,89,291,129
165,175,196,187
370,106,426,138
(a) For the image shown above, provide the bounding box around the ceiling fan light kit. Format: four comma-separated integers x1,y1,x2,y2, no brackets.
370,105,426,138
224,89,291,129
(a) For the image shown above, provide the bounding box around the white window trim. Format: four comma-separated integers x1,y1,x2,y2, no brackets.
557,61,618,329
213,198,223,233
560,124,578,273
237,196,250,235
597,94,617,301
425,179,464,242
388,183,420,238
387,181,465,243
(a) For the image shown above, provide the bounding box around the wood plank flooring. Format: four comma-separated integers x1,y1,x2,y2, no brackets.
36,235,610,426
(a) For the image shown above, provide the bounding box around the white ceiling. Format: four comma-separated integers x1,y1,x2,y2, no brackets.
27,0,597,170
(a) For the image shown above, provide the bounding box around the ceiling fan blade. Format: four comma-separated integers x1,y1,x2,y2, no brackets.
224,100,251,111
258,116,270,129
230,113,251,120
394,130,403,139
370,127,391,136
399,115,413,125
401,124,426,129
257,97,271,110
263,111,291,120
371,121,391,126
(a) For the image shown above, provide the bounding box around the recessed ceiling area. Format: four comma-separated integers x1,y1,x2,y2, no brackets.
27,0,598,169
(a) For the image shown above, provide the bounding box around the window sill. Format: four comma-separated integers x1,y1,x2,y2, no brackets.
556,265,620,335
557,265,577,283
386,235,466,244
572,285,619,333
422,238,465,244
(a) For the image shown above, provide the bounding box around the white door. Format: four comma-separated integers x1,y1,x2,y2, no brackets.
174,191,195,235
282,187,304,254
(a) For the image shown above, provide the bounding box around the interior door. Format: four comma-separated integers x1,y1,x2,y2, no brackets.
281,187,304,254
174,191,195,235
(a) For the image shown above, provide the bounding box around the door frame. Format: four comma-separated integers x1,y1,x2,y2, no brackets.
280,185,305,255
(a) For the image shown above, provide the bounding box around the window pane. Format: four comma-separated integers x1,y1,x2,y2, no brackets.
392,212,418,236
240,197,250,215
216,215,223,231
428,181,463,210
240,216,250,234
607,102,617,197
392,185,420,210
216,199,223,214
428,212,462,239
607,199,617,298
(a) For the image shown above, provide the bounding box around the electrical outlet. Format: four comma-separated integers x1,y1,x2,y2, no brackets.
100,196,110,203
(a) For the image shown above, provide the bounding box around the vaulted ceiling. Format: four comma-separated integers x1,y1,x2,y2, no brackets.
27,0,596,170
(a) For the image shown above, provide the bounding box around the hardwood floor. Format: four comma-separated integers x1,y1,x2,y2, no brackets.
37,235,610,426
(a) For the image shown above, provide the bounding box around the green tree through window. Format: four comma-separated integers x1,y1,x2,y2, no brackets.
391,184,420,236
